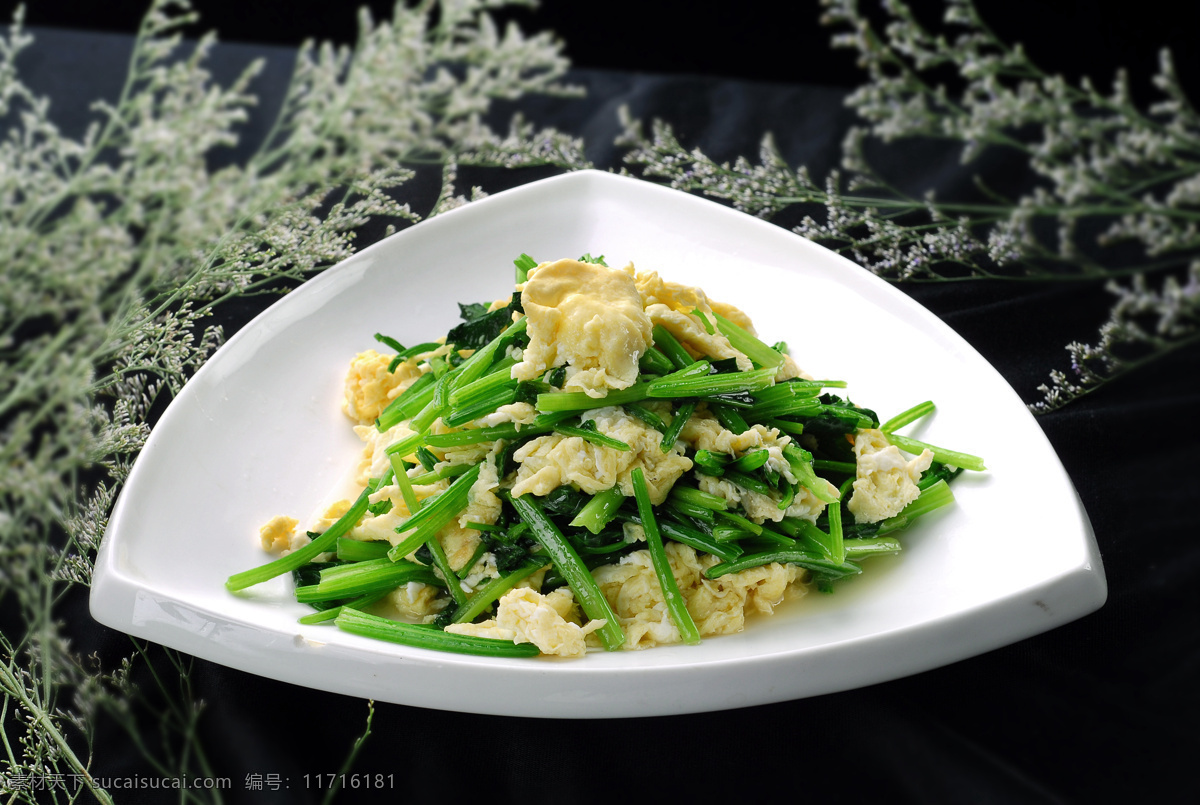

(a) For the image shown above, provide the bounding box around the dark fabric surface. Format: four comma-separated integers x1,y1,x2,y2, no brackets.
17,26,1198,805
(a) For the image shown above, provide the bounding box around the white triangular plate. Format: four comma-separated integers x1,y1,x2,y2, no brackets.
91,170,1105,718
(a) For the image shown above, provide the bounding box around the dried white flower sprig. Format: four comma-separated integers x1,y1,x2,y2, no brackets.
618,0,1200,412
0,1,582,800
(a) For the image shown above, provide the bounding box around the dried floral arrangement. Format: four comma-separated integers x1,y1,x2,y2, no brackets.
0,1,584,801
619,0,1200,412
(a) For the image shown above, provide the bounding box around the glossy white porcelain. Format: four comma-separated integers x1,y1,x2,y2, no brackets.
91,170,1106,718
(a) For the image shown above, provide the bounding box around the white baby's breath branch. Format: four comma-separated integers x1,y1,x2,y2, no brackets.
619,0,1200,412
1,0,585,799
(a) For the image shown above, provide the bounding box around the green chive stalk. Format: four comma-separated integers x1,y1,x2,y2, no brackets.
843,537,903,558
705,550,861,580
450,557,548,624
294,558,439,603
691,449,728,476
423,531,469,609
297,590,391,625
448,356,518,407
881,400,936,433
783,445,841,504
710,402,750,434
648,366,776,398
388,464,483,561
631,468,701,645
406,461,475,486
898,479,956,520
659,401,695,451
443,387,519,428
650,324,696,370
885,433,987,472
711,311,785,369
422,410,574,447
730,449,770,472
226,472,391,591
336,538,393,562
715,509,763,536
506,492,626,651
389,454,422,514
722,468,774,497
620,512,743,563
514,253,537,284
554,423,632,451
624,402,667,432
669,485,728,511
335,609,540,658
377,371,437,431
570,487,625,534
535,383,651,413
826,478,854,565
450,316,528,392
776,517,838,560
639,346,675,376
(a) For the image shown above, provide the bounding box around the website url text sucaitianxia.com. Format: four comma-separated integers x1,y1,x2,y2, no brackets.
1,773,232,792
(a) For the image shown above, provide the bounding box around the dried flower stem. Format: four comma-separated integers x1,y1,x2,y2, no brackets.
1,1,583,799
619,0,1200,410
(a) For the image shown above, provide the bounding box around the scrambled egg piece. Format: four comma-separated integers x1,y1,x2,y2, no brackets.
512,259,652,397
774,353,809,383
342,349,422,425
509,406,692,504
591,542,804,649
634,268,808,380
697,474,830,523
634,270,714,314
644,304,751,371
678,411,836,522
459,448,503,529
312,499,352,532
633,269,755,331
848,428,934,523
445,588,603,657
259,515,303,554
387,581,446,621
352,422,415,487
475,401,539,429
680,413,788,457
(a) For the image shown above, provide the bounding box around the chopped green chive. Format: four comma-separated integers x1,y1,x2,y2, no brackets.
881,400,936,433
335,608,540,657
711,311,785,369
506,492,625,651
631,468,701,645
570,487,626,534
885,433,986,472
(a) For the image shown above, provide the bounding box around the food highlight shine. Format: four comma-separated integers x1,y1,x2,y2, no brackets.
226,255,985,658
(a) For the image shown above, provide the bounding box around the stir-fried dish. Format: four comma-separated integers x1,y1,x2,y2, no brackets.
226,255,985,658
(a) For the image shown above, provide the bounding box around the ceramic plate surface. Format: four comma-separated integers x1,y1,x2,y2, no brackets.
90,170,1106,718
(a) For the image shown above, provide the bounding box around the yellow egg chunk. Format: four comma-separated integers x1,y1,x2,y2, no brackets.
644,304,752,370
848,428,934,523
591,542,803,649
343,349,414,425
258,515,300,555
445,588,603,657
512,258,652,397
386,582,446,622
508,406,692,504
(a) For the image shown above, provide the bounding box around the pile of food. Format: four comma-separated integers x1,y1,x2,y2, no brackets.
226,255,984,658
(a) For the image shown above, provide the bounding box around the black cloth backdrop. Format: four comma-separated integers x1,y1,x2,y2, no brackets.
13,14,1199,805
